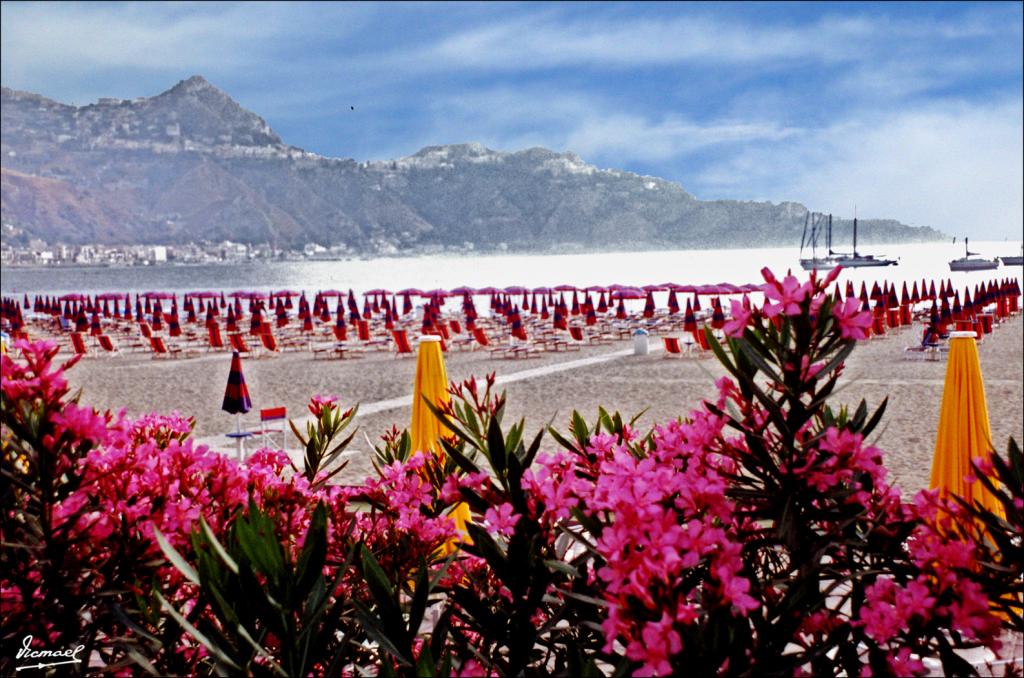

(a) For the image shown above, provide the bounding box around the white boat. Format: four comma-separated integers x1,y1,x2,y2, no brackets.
801,213,896,269
999,244,1023,266
949,238,999,271
799,212,838,270
833,216,897,267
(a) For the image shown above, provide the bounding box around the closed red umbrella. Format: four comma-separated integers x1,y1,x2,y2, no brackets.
222,351,253,459
667,289,680,314
553,301,566,330
683,300,697,332
643,290,655,318
711,298,726,329
168,312,182,337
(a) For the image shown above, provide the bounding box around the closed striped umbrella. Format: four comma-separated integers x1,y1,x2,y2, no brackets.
222,351,252,415
643,290,656,318
667,289,680,315
223,350,252,459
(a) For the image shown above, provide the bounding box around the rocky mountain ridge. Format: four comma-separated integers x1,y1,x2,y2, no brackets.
0,76,945,250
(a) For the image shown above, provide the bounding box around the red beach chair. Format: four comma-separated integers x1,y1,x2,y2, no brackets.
472,328,491,349
663,336,684,357
97,334,119,356
149,336,182,359
70,332,89,357
229,333,254,356
253,406,288,449
392,329,414,357
207,324,226,351
259,332,281,356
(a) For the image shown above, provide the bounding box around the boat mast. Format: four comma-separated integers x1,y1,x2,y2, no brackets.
853,205,858,257
800,212,810,258
827,214,833,254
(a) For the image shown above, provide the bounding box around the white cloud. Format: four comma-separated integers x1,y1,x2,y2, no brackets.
694,99,1024,239
409,6,1019,72
376,86,795,165
0,2,371,96
564,115,797,162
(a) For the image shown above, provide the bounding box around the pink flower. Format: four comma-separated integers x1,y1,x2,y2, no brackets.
723,300,752,338
308,394,338,417
832,298,872,340
761,269,811,317
483,502,520,537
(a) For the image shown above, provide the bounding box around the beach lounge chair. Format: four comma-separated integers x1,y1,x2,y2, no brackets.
663,336,686,357
207,324,226,351
690,328,714,357
903,325,946,361
97,334,119,356
259,332,281,356
252,406,288,450
311,342,362,360
472,328,492,350
391,329,414,357
229,332,257,357
149,336,182,359
70,332,89,357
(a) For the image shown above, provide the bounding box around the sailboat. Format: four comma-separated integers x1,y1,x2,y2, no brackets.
828,213,897,268
799,212,837,270
999,243,1023,266
949,238,999,271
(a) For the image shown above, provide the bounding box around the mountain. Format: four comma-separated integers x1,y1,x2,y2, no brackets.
0,76,944,251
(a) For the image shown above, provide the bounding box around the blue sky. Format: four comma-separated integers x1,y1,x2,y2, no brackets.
2,1,1022,239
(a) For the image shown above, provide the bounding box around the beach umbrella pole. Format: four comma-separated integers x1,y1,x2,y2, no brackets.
235,414,244,461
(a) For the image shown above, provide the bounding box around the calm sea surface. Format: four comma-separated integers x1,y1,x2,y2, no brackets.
3,242,1021,300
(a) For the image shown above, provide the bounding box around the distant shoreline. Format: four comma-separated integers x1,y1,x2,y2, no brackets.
2,236,959,270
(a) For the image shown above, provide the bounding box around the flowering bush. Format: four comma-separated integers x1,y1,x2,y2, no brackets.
2,267,1019,676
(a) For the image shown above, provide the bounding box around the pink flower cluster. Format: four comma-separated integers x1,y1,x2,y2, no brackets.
518,382,759,675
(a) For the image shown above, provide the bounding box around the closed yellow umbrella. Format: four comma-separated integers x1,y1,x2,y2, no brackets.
929,331,1004,519
410,336,472,545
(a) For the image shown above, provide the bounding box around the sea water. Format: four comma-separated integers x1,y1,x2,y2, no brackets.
3,242,1021,301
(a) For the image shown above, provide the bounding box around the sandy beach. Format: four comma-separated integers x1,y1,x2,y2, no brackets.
53,313,1024,497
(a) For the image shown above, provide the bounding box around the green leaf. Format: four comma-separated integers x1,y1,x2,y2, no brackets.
522,427,544,468
735,337,783,384
200,518,239,575
546,426,579,453
440,437,480,474
156,591,241,671
544,559,581,578
861,397,888,437
154,527,200,585
294,503,328,602
487,414,507,474
407,559,431,636
571,411,591,450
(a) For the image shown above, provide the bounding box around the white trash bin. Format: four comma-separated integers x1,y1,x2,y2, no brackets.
633,329,649,355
